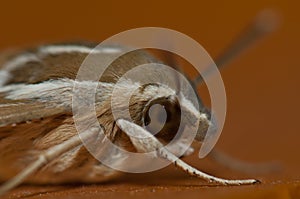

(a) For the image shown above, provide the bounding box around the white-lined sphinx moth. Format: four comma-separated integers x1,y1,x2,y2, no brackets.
0,42,260,195
0,10,280,194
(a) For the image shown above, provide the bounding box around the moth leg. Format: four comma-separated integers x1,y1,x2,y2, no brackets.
0,126,102,196
117,119,259,185
208,149,281,174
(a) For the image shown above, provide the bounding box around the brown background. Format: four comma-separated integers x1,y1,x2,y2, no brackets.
0,0,299,198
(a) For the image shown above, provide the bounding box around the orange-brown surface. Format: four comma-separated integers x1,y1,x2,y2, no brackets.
0,0,299,198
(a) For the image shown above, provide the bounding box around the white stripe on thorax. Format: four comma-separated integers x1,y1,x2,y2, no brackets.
0,44,123,86
0,53,40,86
39,45,122,55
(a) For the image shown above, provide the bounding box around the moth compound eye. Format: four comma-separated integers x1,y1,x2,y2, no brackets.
144,103,167,135
142,96,182,142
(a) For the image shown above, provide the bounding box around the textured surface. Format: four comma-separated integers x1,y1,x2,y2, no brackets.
0,0,300,198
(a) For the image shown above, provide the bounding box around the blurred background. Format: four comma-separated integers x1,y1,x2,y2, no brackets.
0,0,299,198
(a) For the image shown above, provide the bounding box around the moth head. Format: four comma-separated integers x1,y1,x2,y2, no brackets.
128,82,215,145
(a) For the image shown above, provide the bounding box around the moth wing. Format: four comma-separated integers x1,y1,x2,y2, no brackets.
0,99,68,126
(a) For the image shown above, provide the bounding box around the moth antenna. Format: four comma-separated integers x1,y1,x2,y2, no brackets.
193,9,282,174
193,9,281,85
117,119,259,185
0,127,101,196
208,149,282,174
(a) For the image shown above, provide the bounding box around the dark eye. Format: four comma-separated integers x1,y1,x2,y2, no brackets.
143,96,181,141
144,103,167,135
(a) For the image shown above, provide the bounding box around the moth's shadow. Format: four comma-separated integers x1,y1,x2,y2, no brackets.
5,167,227,199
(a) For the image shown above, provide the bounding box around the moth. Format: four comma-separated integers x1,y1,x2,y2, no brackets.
0,11,279,195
